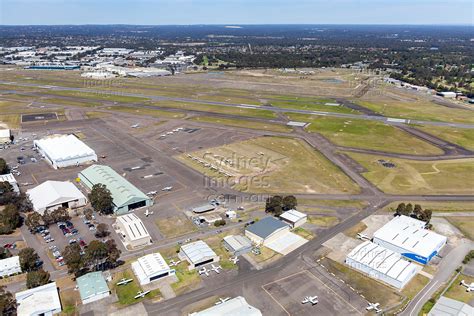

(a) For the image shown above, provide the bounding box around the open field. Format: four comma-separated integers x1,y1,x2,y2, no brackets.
269,99,359,115
286,113,443,155
248,245,282,264
343,222,368,238
105,106,186,119
171,262,202,296
156,215,198,238
307,215,339,227
445,217,474,239
189,116,292,133
443,273,474,303
401,274,430,300
418,125,474,151
177,136,360,194
346,152,474,195
298,199,369,209
43,89,151,103
383,201,474,213
292,227,315,240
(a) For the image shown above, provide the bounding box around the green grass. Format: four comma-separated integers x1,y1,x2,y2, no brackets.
189,116,292,133
297,199,368,209
292,227,315,239
443,273,474,303
417,126,474,151
43,90,151,103
402,274,430,300
156,215,197,238
114,270,161,305
445,217,474,239
40,97,101,108
344,222,368,238
420,299,436,315
171,263,201,296
307,216,339,227
269,100,358,114
106,106,186,119
346,152,474,195
384,201,474,213
286,113,443,155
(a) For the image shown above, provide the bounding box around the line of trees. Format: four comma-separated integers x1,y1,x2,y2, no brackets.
393,203,432,223
265,195,297,216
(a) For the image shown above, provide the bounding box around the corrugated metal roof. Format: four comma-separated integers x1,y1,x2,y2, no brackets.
246,217,288,239
223,235,252,251
428,296,474,316
16,282,61,316
34,134,96,162
190,296,262,316
27,181,86,214
76,272,109,300
280,210,307,223
134,252,171,277
181,240,217,264
116,213,150,241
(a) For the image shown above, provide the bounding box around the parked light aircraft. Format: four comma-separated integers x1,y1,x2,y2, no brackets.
366,302,381,313
460,280,474,292
301,296,318,305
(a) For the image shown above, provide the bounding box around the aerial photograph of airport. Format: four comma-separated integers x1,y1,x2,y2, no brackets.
0,1,472,315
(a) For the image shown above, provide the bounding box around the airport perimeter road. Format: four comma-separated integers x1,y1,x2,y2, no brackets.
2,81,474,129
401,239,474,316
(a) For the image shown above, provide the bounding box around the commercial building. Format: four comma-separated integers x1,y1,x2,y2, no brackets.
0,129,11,143
223,235,253,256
132,252,175,285
245,217,290,245
428,296,474,316
115,213,152,249
189,296,262,316
79,165,152,214
436,91,457,98
373,215,447,264
346,241,418,289
279,209,307,228
0,256,21,277
192,204,216,214
34,134,97,169
16,282,61,316
0,173,19,193
27,180,87,215
76,272,111,305
179,240,219,270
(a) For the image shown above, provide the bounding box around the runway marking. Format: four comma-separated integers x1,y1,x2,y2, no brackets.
31,173,38,184
409,280,438,316
261,285,291,316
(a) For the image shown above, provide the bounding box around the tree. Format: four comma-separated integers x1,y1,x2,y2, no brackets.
0,204,21,234
420,209,432,223
10,193,33,213
83,208,93,221
0,158,9,175
105,239,121,265
41,210,54,226
85,240,108,270
25,212,43,231
19,248,39,272
413,204,423,216
95,223,110,238
50,208,71,223
88,184,114,215
63,243,83,276
0,286,16,316
265,195,283,216
405,203,413,214
395,203,406,216
282,195,297,210
26,269,50,289
0,247,11,260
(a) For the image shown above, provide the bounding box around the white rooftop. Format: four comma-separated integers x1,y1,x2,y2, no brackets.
223,235,252,251
116,213,150,241
181,240,217,264
134,252,171,277
0,129,11,138
0,173,16,184
347,241,418,282
286,121,307,127
373,215,447,258
16,282,61,316
27,180,86,214
280,209,307,223
0,256,20,272
190,296,262,316
34,134,96,162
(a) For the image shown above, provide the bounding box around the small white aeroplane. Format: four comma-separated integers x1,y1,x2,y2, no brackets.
147,191,157,196
144,209,154,217
131,124,140,128
211,264,222,274
169,259,181,267
162,186,173,191
215,297,231,305
198,267,210,277
134,290,150,299
230,256,239,264
460,280,474,292
116,278,133,286
366,302,381,313
301,296,318,305
357,233,370,240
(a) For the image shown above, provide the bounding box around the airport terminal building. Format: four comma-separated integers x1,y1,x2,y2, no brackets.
373,215,447,265
79,164,152,214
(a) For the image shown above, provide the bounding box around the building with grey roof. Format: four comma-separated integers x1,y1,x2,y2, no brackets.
16,282,61,316
78,165,152,215
428,296,474,316
223,235,253,256
245,217,289,245
179,240,219,270
76,272,110,305
189,296,262,316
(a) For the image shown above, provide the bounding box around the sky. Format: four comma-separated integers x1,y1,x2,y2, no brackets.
0,0,473,25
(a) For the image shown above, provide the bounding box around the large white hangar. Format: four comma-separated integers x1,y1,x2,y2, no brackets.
373,215,447,265
132,252,175,285
346,241,418,289
34,134,97,169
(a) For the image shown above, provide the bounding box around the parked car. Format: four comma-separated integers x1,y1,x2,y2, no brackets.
66,221,74,228
56,257,64,262
69,239,77,244
88,224,96,231
71,228,78,235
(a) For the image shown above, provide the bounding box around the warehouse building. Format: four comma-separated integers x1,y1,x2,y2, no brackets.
16,282,61,316
27,180,87,215
279,209,307,228
76,272,111,305
79,165,152,214
223,235,253,256
346,241,418,289
34,134,97,169
0,256,21,278
0,129,11,144
0,173,19,193
245,217,289,245
373,215,447,264
132,252,175,285
190,296,262,316
115,213,152,249
428,296,474,316
179,240,219,270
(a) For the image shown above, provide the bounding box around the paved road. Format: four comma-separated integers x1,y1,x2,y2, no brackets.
2,80,474,129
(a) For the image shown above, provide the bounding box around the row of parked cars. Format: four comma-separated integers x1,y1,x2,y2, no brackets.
49,245,65,267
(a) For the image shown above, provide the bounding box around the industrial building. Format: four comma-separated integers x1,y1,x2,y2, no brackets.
0,173,19,193
0,129,11,143
223,235,253,256
179,240,219,270
0,256,21,278
190,296,262,316
132,252,175,285
279,209,307,228
34,134,97,169
27,180,87,215
346,241,418,289
245,217,290,245
79,165,152,214
373,215,447,264
192,203,216,214
76,272,111,305
428,296,474,316
16,282,61,316
115,213,152,249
